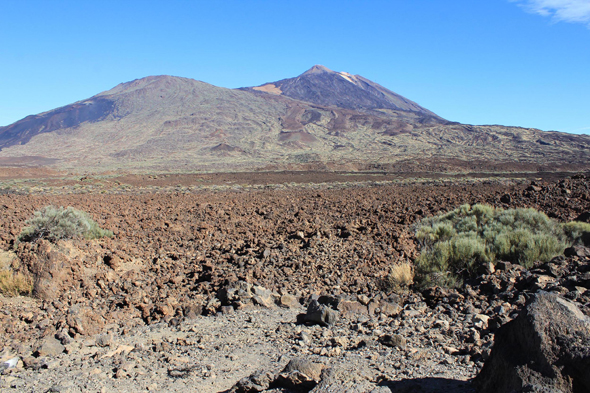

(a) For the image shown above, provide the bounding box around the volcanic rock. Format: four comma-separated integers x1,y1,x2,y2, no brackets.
16,240,78,300
564,245,590,258
379,334,407,349
474,292,590,393
281,358,324,381
303,300,339,326
34,337,64,358
230,369,274,393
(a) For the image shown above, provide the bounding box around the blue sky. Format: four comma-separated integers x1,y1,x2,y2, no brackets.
1,0,589,134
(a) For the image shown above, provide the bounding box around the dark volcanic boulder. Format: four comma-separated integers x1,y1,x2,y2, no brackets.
474,292,590,393
304,300,339,326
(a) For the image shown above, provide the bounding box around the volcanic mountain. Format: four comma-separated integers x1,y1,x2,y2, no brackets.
0,66,589,173
246,65,442,121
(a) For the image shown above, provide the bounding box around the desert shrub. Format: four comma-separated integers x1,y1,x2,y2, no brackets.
414,204,581,289
561,221,590,245
384,261,414,293
18,206,113,243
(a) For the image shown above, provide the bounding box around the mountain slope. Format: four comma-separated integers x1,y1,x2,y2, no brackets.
0,76,283,150
0,69,589,173
245,65,444,122
0,76,292,171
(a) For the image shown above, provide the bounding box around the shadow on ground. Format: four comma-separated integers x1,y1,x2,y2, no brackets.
379,377,474,393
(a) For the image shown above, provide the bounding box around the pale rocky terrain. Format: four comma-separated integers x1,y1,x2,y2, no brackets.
0,173,589,392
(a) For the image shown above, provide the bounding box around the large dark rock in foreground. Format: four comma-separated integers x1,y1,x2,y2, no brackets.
474,292,590,393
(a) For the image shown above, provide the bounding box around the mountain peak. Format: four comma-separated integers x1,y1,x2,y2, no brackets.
302,65,334,75
248,66,442,118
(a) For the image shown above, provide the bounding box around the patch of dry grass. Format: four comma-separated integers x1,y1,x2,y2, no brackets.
384,261,414,293
0,251,32,296
0,271,33,296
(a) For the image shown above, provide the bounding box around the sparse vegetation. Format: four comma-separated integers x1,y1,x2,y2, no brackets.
18,206,113,243
383,261,414,293
561,221,590,246
0,271,33,296
0,251,32,296
414,204,590,289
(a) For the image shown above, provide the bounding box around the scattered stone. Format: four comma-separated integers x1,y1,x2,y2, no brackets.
55,330,72,345
182,304,203,319
3,175,590,392
564,245,590,258
35,337,65,357
221,305,235,315
67,304,105,336
103,253,121,270
100,345,134,359
229,369,274,393
330,336,348,347
443,346,460,355
282,357,324,381
0,357,19,371
434,319,450,330
473,314,490,330
378,300,402,317
495,261,513,271
278,294,300,309
252,286,275,308
218,282,279,310
274,370,316,391
379,334,407,349
303,300,339,326
95,334,113,348
357,294,370,305
337,300,368,317
22,356,46,370
311,367,375,393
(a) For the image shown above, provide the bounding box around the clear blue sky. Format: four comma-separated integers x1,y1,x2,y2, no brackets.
1,0,589,134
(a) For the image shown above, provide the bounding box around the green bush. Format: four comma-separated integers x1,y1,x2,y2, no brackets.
414,204,585,289
561,221,590,245
18,206,113,243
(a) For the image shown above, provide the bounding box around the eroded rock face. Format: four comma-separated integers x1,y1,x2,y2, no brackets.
474,292,590,393
17,240,80,300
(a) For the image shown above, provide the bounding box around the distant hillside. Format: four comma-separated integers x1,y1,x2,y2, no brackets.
0,68,589,174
